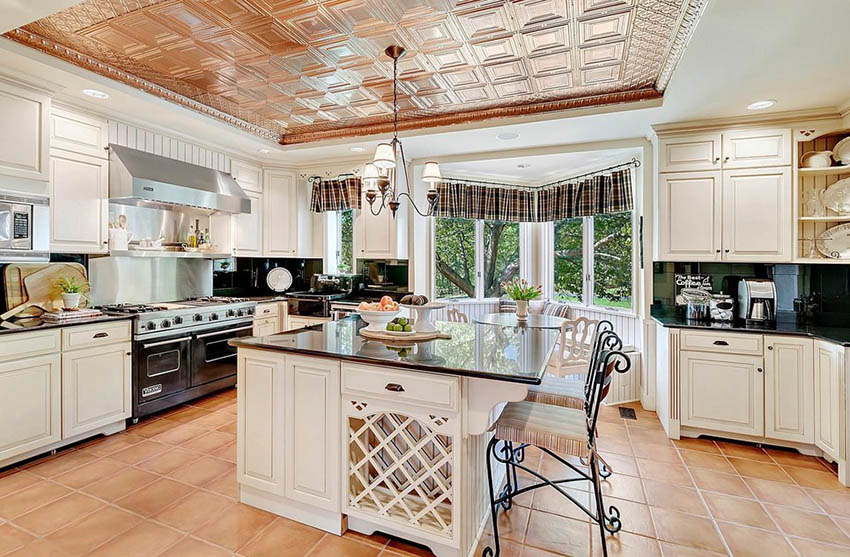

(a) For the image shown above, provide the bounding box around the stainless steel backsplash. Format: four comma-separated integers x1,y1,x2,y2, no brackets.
109,203,210,247
89,256,212,305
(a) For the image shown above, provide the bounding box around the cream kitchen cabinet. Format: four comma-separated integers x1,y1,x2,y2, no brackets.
287,316,330,331
231,159,263,193
253,317,279,337
263,169,298,257
721,128,791,169
49,148,109,253
657,171,722,260
234,191,263,256
658,133,722,173
763,335,813,443
721,167,791,262
0,78,50,182
50,106,109,159
354,190,407,260
680,350,765,437
814,340,844,462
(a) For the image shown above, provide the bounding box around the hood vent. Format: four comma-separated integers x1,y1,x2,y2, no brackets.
108,144,251,214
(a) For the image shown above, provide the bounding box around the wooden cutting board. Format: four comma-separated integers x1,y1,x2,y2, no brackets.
2,263,88,318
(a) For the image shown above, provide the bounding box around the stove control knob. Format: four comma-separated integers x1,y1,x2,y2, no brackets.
173,316,184,325
145,321,157,331
210,313,219,321
226,309,235,317
246,307,255,316
193,314,204,322
160,320,171,329
236,309,244,317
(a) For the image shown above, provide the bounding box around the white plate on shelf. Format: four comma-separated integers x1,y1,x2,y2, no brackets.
823,177,850,215
816,223,850,259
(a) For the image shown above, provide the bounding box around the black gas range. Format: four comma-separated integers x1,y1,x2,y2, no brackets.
97,297,257,420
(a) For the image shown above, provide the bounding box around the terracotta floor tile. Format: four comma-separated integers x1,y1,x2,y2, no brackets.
783,466,850,491
343,530,390,549
790,536,850,557
591,531,661,557
137,447,203,475
716,521,795,557
701,492,775,530
154,490,233,532
383,537,435,556
765,447,830,471
630,443,682,464
6,538,71,557
716,441,772,462
191,410,235,430
628,428,674,446
596,437,633,456
600,496,655,537
690,469,753,498
743,478,819,511
649,508,725,553
115,477,195,517
0,471,40,498
597,422,631,441
728,457,794,483
25,451,97,478
765,503,850,545
126,417,181,439
181,430,235,454
52,458,126,489
672,438,721,454
531,485,590,522
597,452,639,477
642,480,709,516
205,470,239,499
211,441,237,463
192,503,276,551
169,455,234,487
165,406,212,424
476,534,523,557
657,541,726,556
636,459,693,487
107,439,171,465
86,521,182,557
81,467,158,502
47,506,141,556
0,523,34,554
153,424,210,446
77,434,144,457
308,536,379,556
13,492,103,535
806,488,850,517
160,536,232,557
0,480,71,519
524,510,590,556
217,421,237,434
678,450,734,473
599,473,646,504
492,504,531,543
191,395,235,412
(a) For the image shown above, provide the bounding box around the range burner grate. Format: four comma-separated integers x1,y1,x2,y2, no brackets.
95,304,169,314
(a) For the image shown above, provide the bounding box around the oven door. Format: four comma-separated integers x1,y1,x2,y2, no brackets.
191,322,253,387
288,297,329,317
134,333,191,405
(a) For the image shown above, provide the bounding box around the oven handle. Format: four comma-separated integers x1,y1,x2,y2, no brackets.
206,353,238,364
142,336,192,349
195,325,254,339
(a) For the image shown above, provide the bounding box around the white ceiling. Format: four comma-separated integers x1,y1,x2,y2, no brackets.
0,0,81,33
2,0,849,165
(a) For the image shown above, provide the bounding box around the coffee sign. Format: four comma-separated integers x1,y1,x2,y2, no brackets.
674,274,712,305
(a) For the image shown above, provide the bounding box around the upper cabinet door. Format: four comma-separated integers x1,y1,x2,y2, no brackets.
50,149,109,254
763,335,814,444
721,167,791,262
234,191,263,256
50,107,108,159
231,159,263,193
722,128,791,169
354,191,407,259
263,170,298,257
0,80,50,181
657,171,722,261
658,133,722,172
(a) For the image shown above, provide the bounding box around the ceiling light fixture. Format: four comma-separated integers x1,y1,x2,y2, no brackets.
498,132,519,140
365,46,440,218
82,88,109,99
747,99,776,110
350,146,366,153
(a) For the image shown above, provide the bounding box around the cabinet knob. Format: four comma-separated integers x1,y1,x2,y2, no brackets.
767,345,773,350
713,157,720,163
385,383,405,392
724,156,730,162
126,352,132,356
757,367,763,372
724,249,730,253
715,249,720,253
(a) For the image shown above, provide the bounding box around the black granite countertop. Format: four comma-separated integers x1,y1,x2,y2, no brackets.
651,307,850,347
0,314,133,335
230,316,557,384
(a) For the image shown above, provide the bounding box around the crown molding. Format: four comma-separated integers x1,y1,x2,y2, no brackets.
652,108,841,136
0,70,64,96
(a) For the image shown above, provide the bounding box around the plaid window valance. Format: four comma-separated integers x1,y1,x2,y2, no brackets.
310,176,362,212
435,168,633,223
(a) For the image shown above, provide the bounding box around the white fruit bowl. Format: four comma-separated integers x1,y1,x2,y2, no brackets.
357,309,400,332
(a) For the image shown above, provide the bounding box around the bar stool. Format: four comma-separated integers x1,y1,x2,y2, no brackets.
482,330,629,557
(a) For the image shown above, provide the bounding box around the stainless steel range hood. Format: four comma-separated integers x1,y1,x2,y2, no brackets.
108,144,251,214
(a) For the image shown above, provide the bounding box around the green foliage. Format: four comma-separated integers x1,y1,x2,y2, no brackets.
502,277,541,301
483,221,519,298
593,211,632,308
553,217,583,302
338,210,354,273
57,276,84,294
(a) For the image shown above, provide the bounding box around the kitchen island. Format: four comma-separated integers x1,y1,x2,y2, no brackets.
230,317,557,557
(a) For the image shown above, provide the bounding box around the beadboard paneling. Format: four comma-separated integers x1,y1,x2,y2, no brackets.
570,307,642,350
434,300,500,323
108,121,231,172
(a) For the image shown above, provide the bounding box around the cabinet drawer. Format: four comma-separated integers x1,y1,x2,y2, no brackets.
679,330,763,355
62,320,131,351
256,303,279,318
342,363,458,412
0,329,61,362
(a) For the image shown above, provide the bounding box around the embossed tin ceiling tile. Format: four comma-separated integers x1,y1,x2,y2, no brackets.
346,62,391,84
202,0,266,28
78,23,154,56
579,40,624,67
455,85,491,102
201,30,266,63
576,0,634,17
239,20,300,55
470,35,520,64
455,4,512,40
527,50,571,75
521,25,569,55
404,73,448,94
416,90,460,107
406,18,459,50
426,47,472,71
512,0,569,31
278,6,345,43
444,67,484,88
535,71,572,91
148,1,223,37
578,11,631,44
331,85,375,104
581,63,621,84
324,0,390,32
349,101,391,117
483,59,527,83
113,11,187,46
493,79,533,97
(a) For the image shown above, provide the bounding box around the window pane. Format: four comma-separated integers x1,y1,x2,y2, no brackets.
337,210,354,273
593,211,633,309
553,218,583,303
482,221,520,298
435,218,476,299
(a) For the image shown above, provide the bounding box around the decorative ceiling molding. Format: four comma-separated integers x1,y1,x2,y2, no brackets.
8,0,704,145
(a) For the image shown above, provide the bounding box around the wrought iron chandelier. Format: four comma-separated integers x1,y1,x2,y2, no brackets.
363,46,441,218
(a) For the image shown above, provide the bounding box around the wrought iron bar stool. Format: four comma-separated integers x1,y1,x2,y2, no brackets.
482,329,630,557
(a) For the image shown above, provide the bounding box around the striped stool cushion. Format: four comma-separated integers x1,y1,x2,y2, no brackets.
525,375,585,409
493,401,589,457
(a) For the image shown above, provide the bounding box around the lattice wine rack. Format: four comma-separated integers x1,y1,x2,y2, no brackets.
346,400,457,539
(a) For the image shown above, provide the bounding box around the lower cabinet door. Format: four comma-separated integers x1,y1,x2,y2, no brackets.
764,336,814,443
237,351,285,494
62,343,132,439
680,351,764,436
814,340,844,460
0,354,61,462
252,317,278,337
284,355,340,511
287,318,310,331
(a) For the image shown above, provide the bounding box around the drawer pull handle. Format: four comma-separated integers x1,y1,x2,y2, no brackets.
93,332,109,338
385,383,405,393
712,340,729,346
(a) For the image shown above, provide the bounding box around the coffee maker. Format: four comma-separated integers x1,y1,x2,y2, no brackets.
737,278,777,322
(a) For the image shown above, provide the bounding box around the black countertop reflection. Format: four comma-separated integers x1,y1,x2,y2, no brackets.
230,316,557,384
651,306,850,347
0,314,133,335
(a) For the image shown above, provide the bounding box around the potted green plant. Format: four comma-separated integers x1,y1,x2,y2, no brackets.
57,276,87,310
502,278,542,321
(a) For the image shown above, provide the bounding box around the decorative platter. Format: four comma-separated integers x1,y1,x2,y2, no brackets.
822,177,850,215
359,328,451,343
815,223,850,259
266,267,293,292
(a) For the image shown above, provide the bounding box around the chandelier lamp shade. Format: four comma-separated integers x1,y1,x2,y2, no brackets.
367,45,440,218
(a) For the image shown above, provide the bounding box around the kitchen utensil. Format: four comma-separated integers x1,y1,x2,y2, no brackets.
833,136,850,165
681,288,711,321
117,214,127,229
108,228,133,250
816,223,850,259
709,292,734,321
801,150,834,168
822,177,850,214
266,267,293,292
2,263,88,318
1,265,88,320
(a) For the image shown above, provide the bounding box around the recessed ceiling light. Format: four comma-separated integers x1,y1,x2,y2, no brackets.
257,148,270,154
82,89,109,100
498,132,519,140
517,163,531,169
747,99,776,110
350,146,366,153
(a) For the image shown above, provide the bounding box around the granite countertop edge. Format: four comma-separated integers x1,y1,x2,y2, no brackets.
0,314,134,335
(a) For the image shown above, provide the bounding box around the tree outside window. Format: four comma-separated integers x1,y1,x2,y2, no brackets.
553,217,583,303
483,221,520,298
337,209,354,273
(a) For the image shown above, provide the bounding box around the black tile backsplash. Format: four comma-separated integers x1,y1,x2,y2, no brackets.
213,257,322,297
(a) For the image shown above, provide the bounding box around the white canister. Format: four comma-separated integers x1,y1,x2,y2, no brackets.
710,293,734,322
108,228,133,250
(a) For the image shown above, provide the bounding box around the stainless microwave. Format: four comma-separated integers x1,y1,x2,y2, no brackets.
0,193,49,262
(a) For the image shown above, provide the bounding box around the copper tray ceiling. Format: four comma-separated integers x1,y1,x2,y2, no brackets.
7,0,706,144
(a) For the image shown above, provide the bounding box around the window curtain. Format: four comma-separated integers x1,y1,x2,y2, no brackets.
310,176,362,212
434,167,633,222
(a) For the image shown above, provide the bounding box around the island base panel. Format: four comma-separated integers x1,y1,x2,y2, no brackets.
239,484,346,535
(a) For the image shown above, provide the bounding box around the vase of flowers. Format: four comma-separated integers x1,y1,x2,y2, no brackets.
57,276,87,310
502,278,542,321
